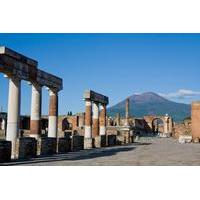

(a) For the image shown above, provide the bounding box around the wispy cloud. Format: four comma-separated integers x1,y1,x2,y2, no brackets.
159,89,200,99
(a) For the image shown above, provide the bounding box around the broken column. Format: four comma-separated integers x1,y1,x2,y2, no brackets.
1,119,6,131
116,113,121,126
6,77,21,158
192,102,200,141
48,90,58,138
30,83,42,138
163,114,169,137
92,102,99,137
125,98,130,126
84,99,93,149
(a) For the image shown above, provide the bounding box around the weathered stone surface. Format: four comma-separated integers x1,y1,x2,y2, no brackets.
192,102,200,140
72,135,84,151
40,137,57,156
107,135,116,146
18,137,37,159
84,138,93,149
179,135,192,144
94,135,106,148
0,140,11,163
58,137,71,154
193,137,200,143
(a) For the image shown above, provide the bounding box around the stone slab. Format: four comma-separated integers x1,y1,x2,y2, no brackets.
72,135,84,151
0,140,11,163
107,135,117,146
18,137,37,159
40,137,57,156
58,137,71,154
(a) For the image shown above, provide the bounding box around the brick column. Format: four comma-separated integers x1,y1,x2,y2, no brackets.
192,102,200,140
84,99,93,149
92,102,99,137
6,77,21,158
99,104,106,135
48,90,58,138
30,83,42,138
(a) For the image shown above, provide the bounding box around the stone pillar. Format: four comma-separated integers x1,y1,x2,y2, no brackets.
116,113,120,126
84,100,93,149
1,119,6,131
6,77,21,158
99,104,106,135
92,102,99,137
192,102,200,140
48,90,58,138
125,98,130,126
163,115,169,137
30,83,42,138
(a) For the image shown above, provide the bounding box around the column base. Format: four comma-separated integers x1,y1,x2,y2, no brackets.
84,138,93,149
94,135,106,148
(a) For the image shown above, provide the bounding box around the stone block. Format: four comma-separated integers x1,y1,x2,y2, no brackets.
179,135,192,144
94,135,106,148
40,137,57,156
72,135,84,151
0,140,11,163
116,135,125,145
58,137,71,154
107,135,116,146
193,137,200,143
18,137,37,159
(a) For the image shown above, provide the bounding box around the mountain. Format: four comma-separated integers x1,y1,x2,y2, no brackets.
107,92,191,122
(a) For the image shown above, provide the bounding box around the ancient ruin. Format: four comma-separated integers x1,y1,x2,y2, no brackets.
83,90,109,149
0,46,63,159
0,46,199,165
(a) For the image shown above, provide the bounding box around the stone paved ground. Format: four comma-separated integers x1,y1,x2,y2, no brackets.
2,137,200,166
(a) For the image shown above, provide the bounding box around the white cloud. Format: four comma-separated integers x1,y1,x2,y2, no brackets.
159,89,200,99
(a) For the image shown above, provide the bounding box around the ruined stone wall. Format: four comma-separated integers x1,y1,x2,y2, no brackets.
173,120,191,139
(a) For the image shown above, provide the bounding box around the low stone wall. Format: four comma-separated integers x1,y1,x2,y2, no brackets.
18,137,37,159
107,135,117,146
58,137,71,154
0,140,11,163
72,135,84,151
40,138,57,156
94,135,106,148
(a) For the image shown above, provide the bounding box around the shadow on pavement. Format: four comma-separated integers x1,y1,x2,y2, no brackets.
1,145,141,166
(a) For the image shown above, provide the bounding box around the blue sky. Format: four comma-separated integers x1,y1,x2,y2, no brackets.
0,33,200,115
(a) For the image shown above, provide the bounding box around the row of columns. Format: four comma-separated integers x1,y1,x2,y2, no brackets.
5,77,59,157
85,100,107,139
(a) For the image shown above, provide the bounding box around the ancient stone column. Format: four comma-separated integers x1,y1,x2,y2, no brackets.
48,90,58,138
6,77,21,158
30,83,42,138
99,104,106,135
92,102,99,137
1,119,6,130
192,102,200,140
164,115,169,136
116,113,120,126
85,100,92,138
84,100,93,149
125,98,130,126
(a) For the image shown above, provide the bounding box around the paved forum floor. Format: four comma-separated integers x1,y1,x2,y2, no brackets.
3,137,200,166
